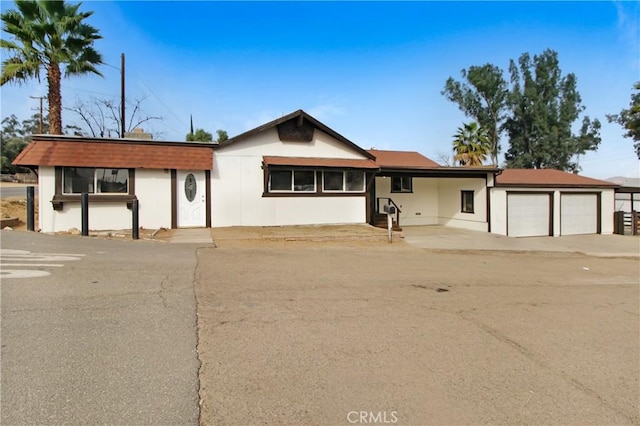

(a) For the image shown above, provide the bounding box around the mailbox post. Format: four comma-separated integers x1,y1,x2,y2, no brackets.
383,203,396,243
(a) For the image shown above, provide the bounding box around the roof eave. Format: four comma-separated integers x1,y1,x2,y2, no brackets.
495,183,618,188
30,134,216,149
378,166,499,174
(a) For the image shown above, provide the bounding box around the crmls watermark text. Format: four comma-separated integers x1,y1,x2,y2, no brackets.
347,411,398,424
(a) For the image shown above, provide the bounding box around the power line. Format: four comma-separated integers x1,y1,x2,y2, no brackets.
131,70,188,129
61,84,119,98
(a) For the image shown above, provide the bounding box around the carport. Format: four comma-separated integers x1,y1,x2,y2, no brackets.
613,185,640,235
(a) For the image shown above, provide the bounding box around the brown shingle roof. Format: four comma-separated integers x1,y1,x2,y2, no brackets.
263,156,379,169
496,169,617,187
368,149,440,169
13,139,214,170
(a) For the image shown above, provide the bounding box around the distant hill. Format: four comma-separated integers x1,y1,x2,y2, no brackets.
606,177,640,187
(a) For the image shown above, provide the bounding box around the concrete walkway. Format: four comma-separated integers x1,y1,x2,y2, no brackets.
168,228,215,245
401,225,640,257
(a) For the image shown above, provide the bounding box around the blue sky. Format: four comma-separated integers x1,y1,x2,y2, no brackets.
1,1,639,178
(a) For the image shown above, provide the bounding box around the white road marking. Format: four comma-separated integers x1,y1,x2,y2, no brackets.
2,263,64,267
0,249,85,257
0,249,84,279
1,255,83,262
1,270,51,278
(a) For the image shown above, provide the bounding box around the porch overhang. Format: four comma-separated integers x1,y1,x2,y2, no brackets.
376,166,500,178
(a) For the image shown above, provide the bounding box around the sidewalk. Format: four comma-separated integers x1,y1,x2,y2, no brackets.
167,227,215,245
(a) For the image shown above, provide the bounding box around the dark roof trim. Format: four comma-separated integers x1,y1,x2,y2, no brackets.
216,109,376,160
614,186,640,193
495,183,618,189
29,134,216,149
377,167,499,177
263,155,379,170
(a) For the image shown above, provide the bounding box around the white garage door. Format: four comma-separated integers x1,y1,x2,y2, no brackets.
507,193,551,237
561,193,598,235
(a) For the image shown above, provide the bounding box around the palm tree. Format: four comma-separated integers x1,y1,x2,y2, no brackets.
452,122,490,166
1,0,103,134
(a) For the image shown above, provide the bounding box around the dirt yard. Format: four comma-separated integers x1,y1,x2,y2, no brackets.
195,242,639,425
0,196,38,230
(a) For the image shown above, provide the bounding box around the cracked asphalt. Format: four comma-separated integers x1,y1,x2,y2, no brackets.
195,241,639,425
1,230,200,425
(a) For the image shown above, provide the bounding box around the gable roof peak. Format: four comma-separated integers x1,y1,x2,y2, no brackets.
216,109,375,160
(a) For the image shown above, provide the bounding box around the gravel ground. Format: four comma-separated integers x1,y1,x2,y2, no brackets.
195,242,639,425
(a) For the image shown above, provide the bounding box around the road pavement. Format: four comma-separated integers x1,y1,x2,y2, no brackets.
0,230,201,425
0,184,38,199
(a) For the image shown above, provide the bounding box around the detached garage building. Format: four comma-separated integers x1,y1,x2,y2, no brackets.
490,169,617,237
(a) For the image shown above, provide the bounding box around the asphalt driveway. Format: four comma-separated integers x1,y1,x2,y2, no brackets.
401,225,640,257
195,239,639,425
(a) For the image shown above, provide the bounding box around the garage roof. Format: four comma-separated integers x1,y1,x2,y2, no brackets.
13,136,214,170
496,169,618,188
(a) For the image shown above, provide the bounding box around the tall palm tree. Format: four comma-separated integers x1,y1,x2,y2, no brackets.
452,122,490,166
1,0,103,134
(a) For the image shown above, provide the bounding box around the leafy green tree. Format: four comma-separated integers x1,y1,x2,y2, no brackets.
607,82,640,159
503,49,600,172
452,122,490,166
186,128,213,142
442,64,508,165
1,114,43,173
1,0,103,134
215,129,228,143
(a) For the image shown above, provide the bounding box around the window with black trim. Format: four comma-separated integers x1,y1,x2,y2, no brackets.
391,176,412,193
63,167,128,194
322,171,364,192
461,190,474,213
268,169,316,192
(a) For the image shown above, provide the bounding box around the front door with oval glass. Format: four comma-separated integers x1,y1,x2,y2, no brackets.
177,170,206,227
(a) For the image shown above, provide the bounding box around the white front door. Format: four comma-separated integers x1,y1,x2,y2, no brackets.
177,170,206,227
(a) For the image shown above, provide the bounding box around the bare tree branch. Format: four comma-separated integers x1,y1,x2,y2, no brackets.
65,95,164,138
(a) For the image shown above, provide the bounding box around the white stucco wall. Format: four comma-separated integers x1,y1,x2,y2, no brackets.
490,187,615,236
38,166,172,232
374,177,439,226
437,178,488,232
373,175,488,231
38,166,56,232
599,189,615,234
489,187,509,236
134,169,172,229
211,128,368,227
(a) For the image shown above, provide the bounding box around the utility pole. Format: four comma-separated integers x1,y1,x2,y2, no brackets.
29,96,46,133
121,53,126,138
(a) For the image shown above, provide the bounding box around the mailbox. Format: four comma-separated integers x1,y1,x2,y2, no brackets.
383,204,396,215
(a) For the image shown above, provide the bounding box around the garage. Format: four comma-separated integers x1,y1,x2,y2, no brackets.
507,192,552,237
560,193,599,235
